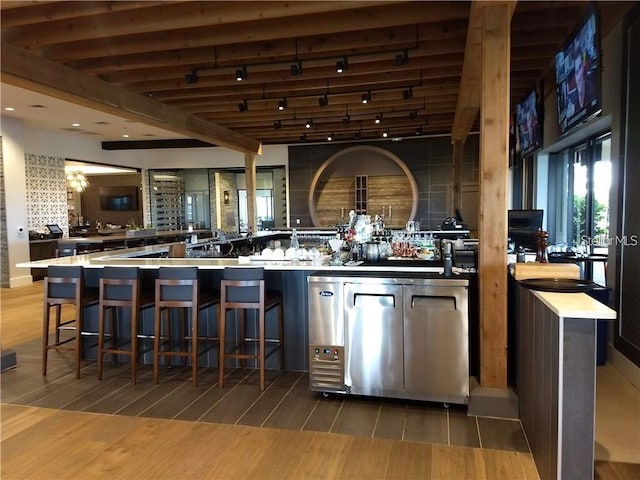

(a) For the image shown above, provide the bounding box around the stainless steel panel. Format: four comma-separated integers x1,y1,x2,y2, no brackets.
403,284,469,401
344,282,404,394
307,278,343,346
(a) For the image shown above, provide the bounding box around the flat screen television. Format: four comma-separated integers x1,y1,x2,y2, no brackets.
515,87,542,155
554,4,601,135
508,209,543,252
99,186,139,211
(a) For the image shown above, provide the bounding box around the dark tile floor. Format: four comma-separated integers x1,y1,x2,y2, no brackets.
1,338,530,454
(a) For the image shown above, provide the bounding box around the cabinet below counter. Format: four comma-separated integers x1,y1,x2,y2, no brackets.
516,284,615,480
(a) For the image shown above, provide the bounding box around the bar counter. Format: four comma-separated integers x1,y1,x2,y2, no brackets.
19,243,474,373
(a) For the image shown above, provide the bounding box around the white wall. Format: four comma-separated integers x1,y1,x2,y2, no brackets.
1,116,32,287
0,119,290,286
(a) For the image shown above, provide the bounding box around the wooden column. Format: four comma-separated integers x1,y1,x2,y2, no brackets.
452,140,464,214
244,152,257,233
479,3,511,388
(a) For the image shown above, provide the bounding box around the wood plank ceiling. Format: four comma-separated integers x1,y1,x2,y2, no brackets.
0,1,630,151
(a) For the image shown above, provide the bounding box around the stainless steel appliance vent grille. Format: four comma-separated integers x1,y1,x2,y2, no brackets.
309,346,345,393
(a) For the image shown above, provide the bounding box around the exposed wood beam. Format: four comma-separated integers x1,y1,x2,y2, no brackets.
1,43,261,154
4,2,404,47
0,2,170,26
72,22,468,74
451,1,482,143
478,1,513,389
451,1,515,143
42,3,470,61
245,152,258,233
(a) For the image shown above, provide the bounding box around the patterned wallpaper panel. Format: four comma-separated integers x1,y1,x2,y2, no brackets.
25,154,69,236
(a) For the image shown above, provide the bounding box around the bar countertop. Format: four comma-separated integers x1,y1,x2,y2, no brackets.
16,243,477,276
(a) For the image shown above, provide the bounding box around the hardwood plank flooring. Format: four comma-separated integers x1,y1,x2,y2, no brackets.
2,282,638,479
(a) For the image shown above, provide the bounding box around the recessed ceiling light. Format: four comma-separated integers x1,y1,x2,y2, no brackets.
72,123,80,127
4,107,15,112
122,134,129,138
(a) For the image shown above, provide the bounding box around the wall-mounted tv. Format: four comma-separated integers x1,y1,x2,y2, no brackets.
515,87,542,156
554,4,601,135
99,186,139,211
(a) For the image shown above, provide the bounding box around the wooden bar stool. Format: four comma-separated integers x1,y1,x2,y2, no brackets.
153,267,219,386
218,267,284,391
42,265,98,378
97,266,154,384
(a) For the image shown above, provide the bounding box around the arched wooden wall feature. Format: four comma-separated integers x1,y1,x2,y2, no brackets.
307,145,418,228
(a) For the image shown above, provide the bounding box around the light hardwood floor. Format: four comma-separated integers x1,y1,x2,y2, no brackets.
2,282,639,479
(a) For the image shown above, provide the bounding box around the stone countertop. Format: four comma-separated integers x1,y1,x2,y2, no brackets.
17,243,477,276
531,290,616,320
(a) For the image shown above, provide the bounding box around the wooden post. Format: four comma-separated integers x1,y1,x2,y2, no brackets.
244,152,257,233
479,2,511,388
452,140,464,214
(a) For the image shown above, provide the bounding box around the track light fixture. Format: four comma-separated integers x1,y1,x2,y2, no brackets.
327,132,334,141
277,98,288,111
355,131,361,140
403,87,413,99
185,69,198,84
382,130,389,138
374,115,382,124
290,60,303,77
395,49,409,66
318,94,328,107
409,110,418,120
361,92,371,104
305,119,313,129
342,114,351,125
415,126,423,135
238,99,248,112
273,120,282,130
336,57,348,74
235,65,247,81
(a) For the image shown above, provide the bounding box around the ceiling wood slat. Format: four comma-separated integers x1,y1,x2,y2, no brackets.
1,43,261,153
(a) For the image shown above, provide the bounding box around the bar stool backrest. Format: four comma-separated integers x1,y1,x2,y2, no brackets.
47,265,83,299
56,242,77,257
157,267,199,301
101,266,140,301
222,267,264,303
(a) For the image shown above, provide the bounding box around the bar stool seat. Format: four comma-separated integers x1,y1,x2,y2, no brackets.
97,266,154,384
218,267,284,391
153,267,219,386
42,265,98,378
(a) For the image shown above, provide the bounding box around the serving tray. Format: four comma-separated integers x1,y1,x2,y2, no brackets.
519,277,598,293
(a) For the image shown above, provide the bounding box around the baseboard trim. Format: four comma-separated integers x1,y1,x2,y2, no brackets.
468,377,519,419
609,346,640,390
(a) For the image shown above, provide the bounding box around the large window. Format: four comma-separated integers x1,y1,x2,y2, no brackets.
547,132,611,283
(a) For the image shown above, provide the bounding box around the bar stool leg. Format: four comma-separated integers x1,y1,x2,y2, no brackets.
97,303,106,380
191,307,198,387
54,304,61,344
239,309,246,369
74,301,82,379
131,307,138,384
42,298,50,376
218,307,226,388
278,303,285,371
259,308,265,391
153,305,162,384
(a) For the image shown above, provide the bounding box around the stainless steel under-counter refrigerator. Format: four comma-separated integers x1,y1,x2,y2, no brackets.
308,274,469,405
